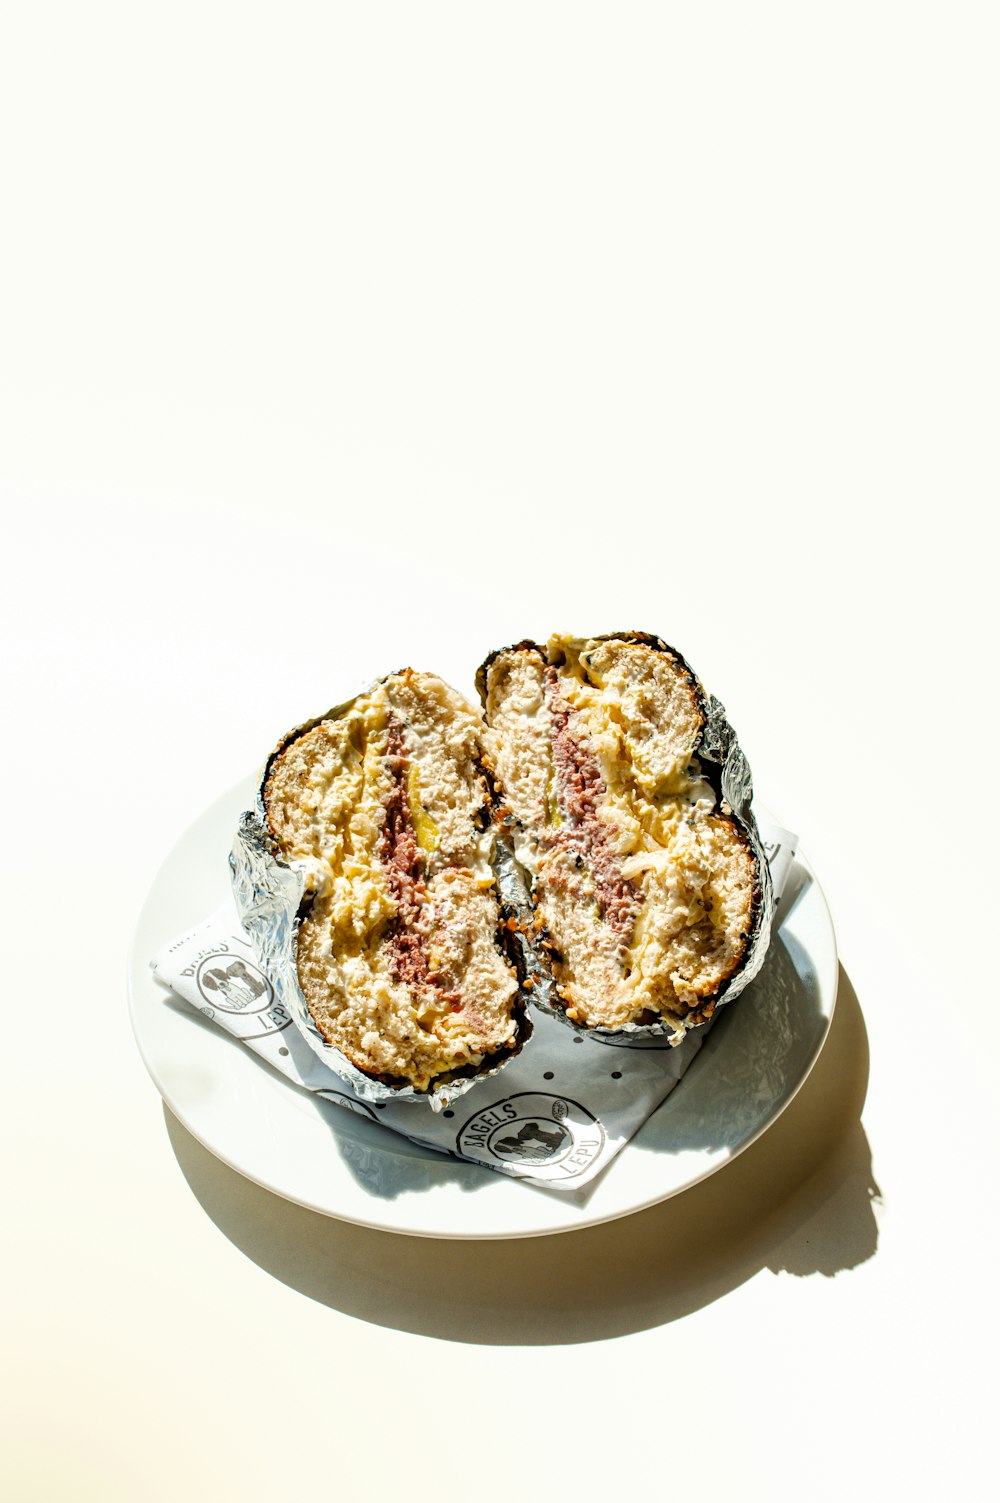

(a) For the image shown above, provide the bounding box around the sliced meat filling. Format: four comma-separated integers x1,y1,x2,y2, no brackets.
379,718,462,1009
545,671,640,944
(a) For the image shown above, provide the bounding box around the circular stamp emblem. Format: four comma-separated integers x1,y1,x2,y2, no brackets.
315,1089,379,1122
195,953,273,1014
456,1092,605,1182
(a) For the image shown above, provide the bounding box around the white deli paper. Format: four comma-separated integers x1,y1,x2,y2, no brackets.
151,819,797,1192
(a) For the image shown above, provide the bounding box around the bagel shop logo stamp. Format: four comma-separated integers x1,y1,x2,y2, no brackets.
191,950,292,1039
456,1093,605,1181
195,952,274,1013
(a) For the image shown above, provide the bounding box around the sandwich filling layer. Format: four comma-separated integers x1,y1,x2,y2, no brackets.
263,670,520,1089
483,636,756,1033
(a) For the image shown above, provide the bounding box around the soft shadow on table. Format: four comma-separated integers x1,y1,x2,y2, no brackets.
164,963,880,1344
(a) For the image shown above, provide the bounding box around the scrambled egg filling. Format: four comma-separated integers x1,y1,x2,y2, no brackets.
485,636,755,1032
264,670,519,1089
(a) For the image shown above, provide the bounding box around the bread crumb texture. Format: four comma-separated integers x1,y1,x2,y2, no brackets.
264,670,519,1089
484,635,756,1031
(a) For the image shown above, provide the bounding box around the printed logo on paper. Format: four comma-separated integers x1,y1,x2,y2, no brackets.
315,1089,379,1122
195,953,274,1014
456,1093,605,1181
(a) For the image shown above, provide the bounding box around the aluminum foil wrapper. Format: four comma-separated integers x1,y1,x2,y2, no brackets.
480,636,775,1050
229,685,533,1112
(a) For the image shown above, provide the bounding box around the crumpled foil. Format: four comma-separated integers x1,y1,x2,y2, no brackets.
229,682,533,1112
478,635,775,1049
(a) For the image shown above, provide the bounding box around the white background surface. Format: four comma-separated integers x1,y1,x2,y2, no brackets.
2,4,997,1500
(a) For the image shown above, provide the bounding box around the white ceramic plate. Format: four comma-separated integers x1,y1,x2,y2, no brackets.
129,779,837,1239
